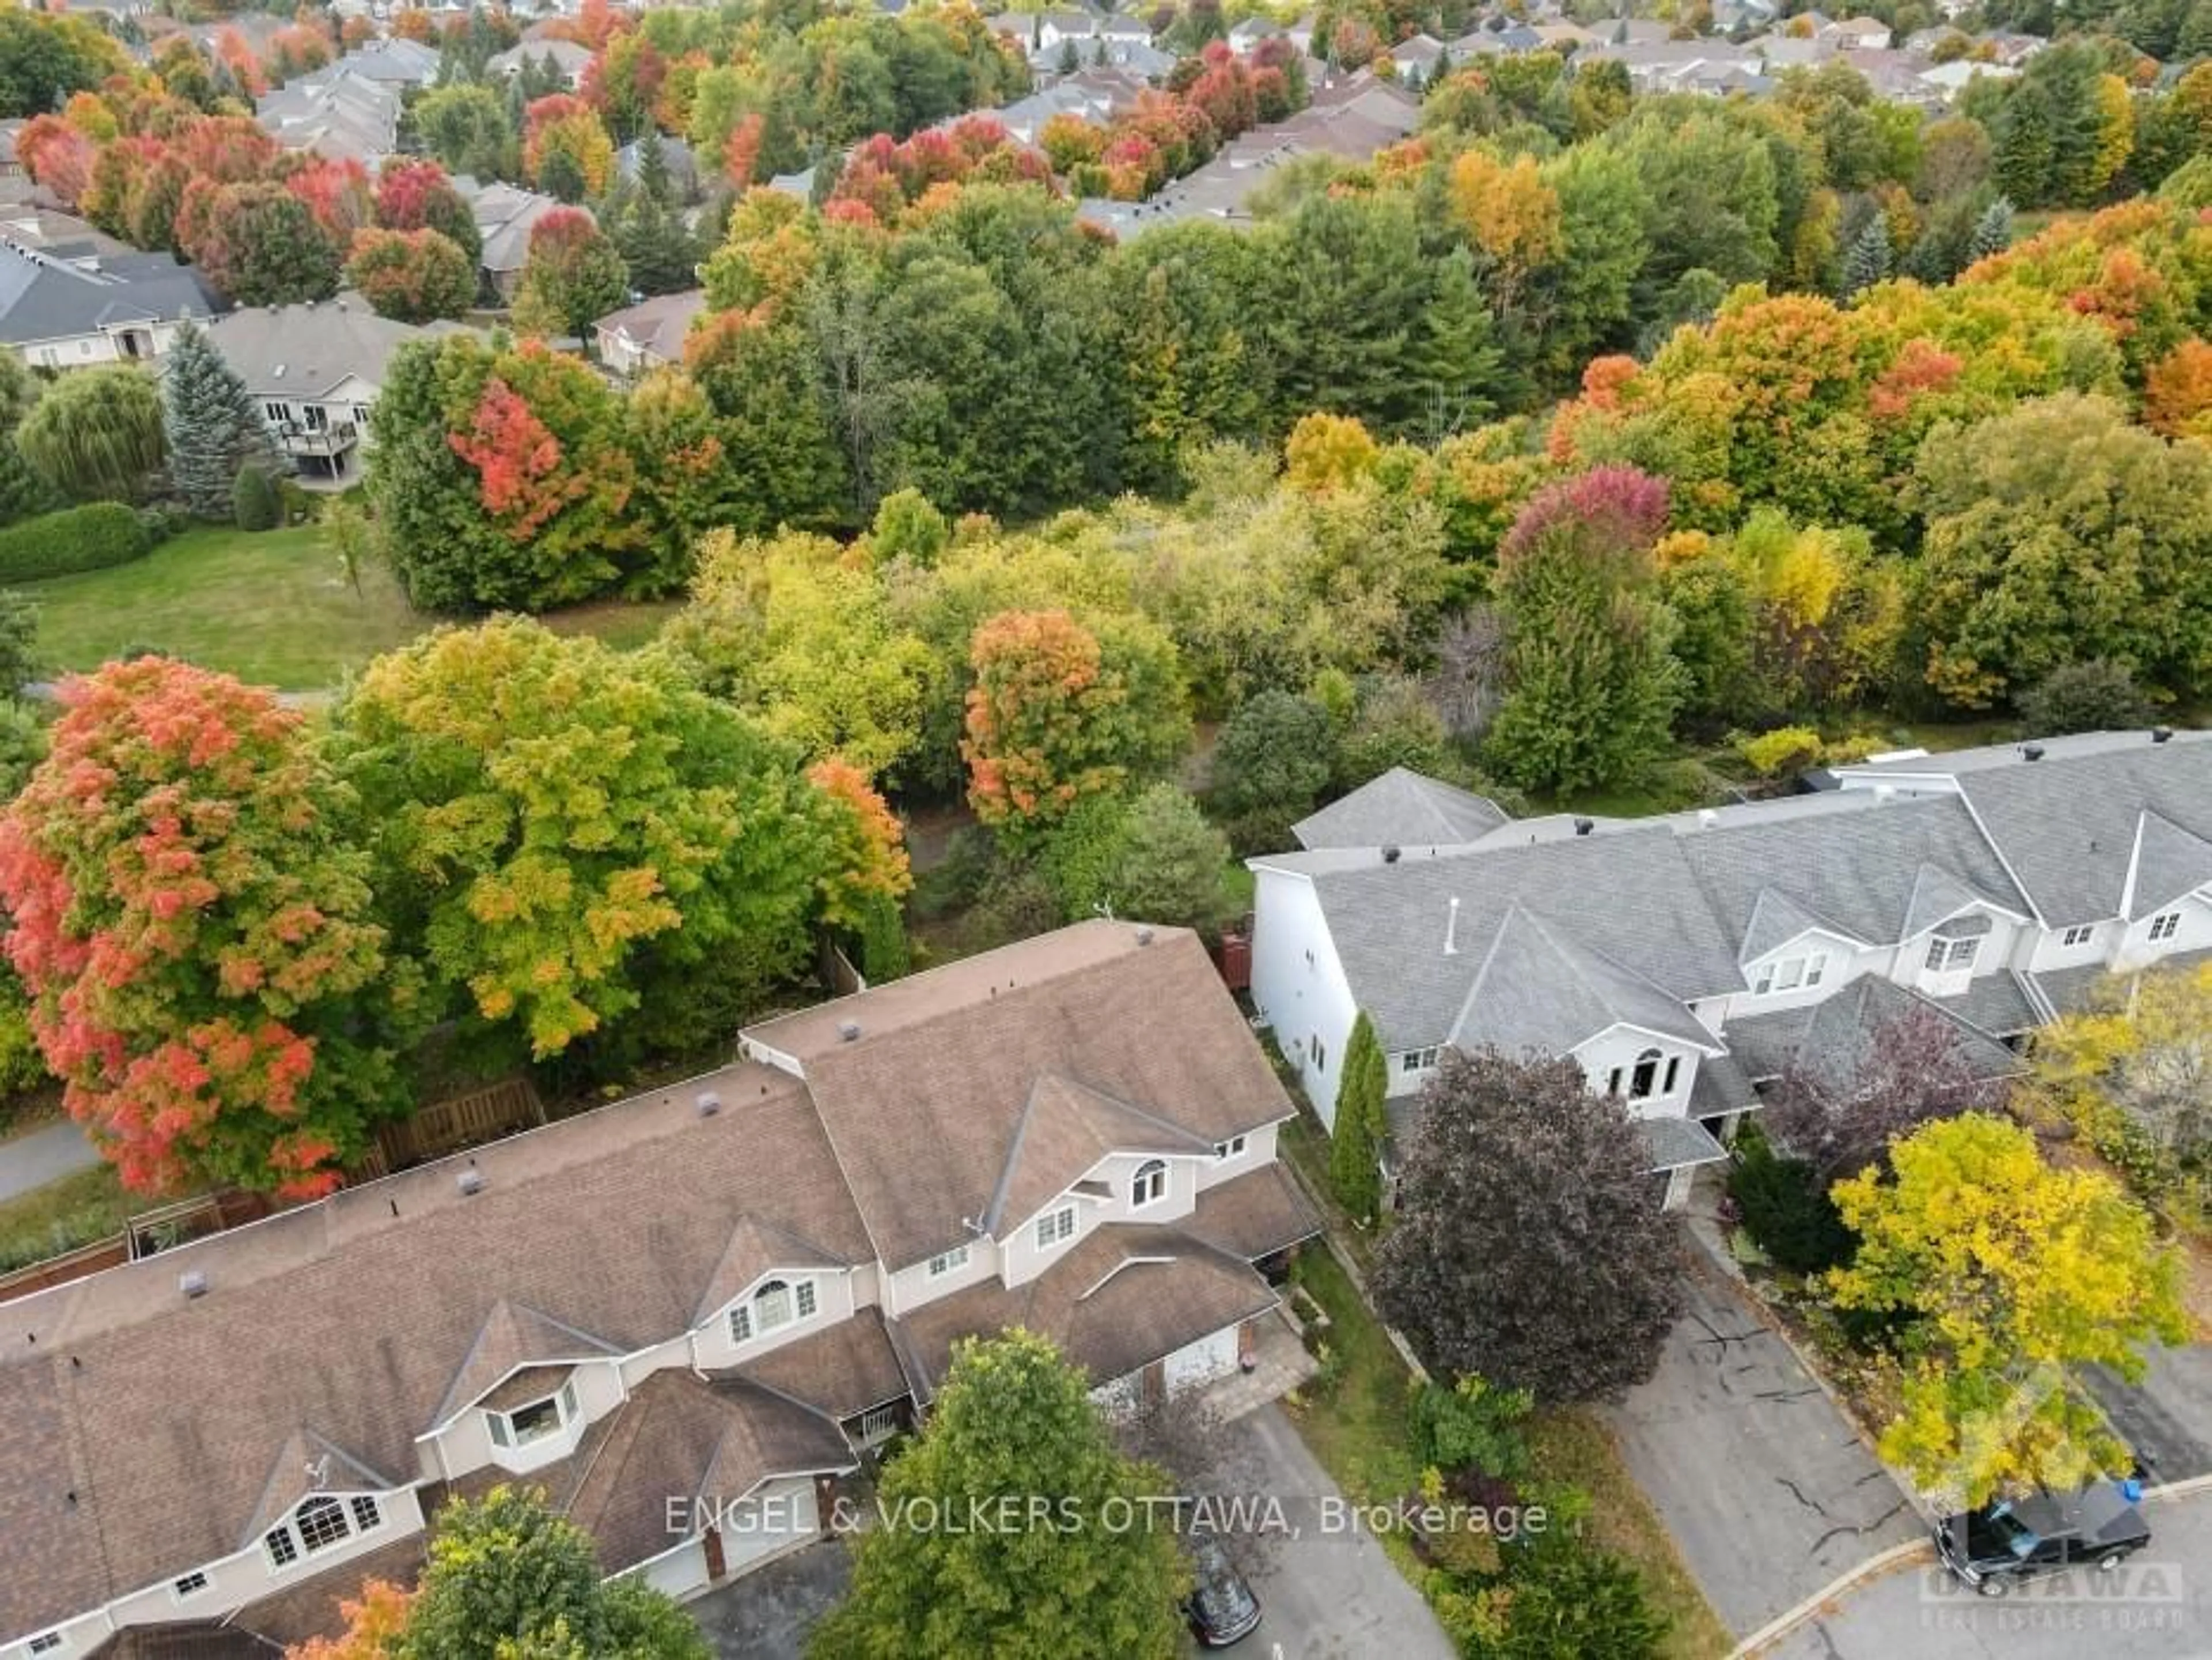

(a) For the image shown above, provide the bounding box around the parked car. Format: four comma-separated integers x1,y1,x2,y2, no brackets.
1934,1479,2152,1596
1184,1528,1262,1646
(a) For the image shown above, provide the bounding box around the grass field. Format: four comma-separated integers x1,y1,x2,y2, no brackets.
22,526,681,692
0,1160,128,1275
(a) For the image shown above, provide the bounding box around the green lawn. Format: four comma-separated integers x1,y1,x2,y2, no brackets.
22,526,682,692
0,1160,128,1275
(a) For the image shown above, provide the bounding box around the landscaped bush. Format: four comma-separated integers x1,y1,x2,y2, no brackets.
1411,1375,1533,1480
1727,1124,1855,1274
0,503,154,583
2017,659,2147,736
232,465,279,532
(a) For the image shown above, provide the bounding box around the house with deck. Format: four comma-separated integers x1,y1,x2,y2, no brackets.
1249,730,2212,1208
0,922,1319,1658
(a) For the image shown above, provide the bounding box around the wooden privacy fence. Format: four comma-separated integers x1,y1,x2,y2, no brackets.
348,1076,547,1182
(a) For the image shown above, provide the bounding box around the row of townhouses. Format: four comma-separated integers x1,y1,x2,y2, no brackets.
1,922,1320,1658
1251,728,2212,1207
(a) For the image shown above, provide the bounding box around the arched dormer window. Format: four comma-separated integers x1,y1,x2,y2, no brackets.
1131,1159,1168,1208
263,1492,384,1571
729,1276,818,1345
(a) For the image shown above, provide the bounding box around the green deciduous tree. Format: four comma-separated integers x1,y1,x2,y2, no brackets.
1828,1114,2187,1506
1375,1048,1684,1402
16,366,165,505
161,320,274,520
810,1330,1188,1660
1329,1010,1387,1224
511,207,630,340
399,1486,709,1660
0,658,410,1197
185,180,342,307
1209,690,1335,822
335,619,834,1071
1039,782,1232,933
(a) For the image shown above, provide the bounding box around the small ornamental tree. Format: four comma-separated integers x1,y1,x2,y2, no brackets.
963,610,1190,850
1209,690,1334,822
1329,1011,1387,1224
230,463,279,531
1374,1048,1685,1402
0,659,410,1197
510,206,628,339
344,226,477,323
162,320,273,520
810,1330,1189,1660
1828,1114,2187,1507
1765,1004,2005,1183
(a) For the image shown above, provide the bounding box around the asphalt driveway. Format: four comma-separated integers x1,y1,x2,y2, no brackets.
2089,1344,2212,1484
1607,1262,1922,1638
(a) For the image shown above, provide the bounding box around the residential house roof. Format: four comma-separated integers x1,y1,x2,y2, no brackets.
1721,972,2024,1086
1453,902,1726,1059
1291,766,1509,850
593,287,706,366
1948,740,2212,925
1283,825,1744,1054
889,1216,1280,1404
0,243,221,347
473,184,578,274
1173,1163,1320,1261
745,922,1296,1271
0,1062,872,1642
200,297,469,400
726,1307,914,1420
1640,1115,1728,1170
487,39,593,78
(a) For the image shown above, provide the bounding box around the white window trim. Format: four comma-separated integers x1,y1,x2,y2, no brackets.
28,1637,64,1657
2148,912,2181,942
728,1275,821,1348
2061,924,2096,948
172,1568,212,1601
1036,1205,1077,1250
857,1402,900,1443
1131,1159,1168,1208
487,1379,581,1449
926,1243,970,1279
263,1491,385,1574
1924,936,1979,972
1214,1134,1247,1160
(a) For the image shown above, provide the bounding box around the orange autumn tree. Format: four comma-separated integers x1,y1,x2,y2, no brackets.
808,757,912,930
962,610,1190,849
0,659,414,1198
287,1579,414,1658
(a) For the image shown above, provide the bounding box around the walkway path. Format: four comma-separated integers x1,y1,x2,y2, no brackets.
0,1118,100,1204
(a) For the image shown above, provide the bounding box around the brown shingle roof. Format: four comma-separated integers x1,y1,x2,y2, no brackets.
563,1372,853,1574
241,1429,402,1546
230,1534,425,1648
728,1306,912,1421
0,1062,869,1640
691,1216,857,1328
433,1300,620,1425
748,922,1294,1272
987,1075,1214,1235
892,1223,1277,1404
1176,1164,1323,1261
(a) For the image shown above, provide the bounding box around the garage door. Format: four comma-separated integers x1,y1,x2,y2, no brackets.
1164,1326,1239,1391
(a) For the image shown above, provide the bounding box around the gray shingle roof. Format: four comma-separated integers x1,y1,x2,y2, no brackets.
1293,766,1509,850
1721,974,2024,1087
1740,886,1862,964
1680,796,2029,956
0,245,222,346
2032,944,2212,1018
2125,811,2212,920
1927,969,2040,1037
1453,903,1724,1058
1311,824,1743,1053
1956,740,2212,924
1639,1114,1728,1170
200,297,470,400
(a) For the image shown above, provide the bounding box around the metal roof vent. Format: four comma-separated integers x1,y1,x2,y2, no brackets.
1135,925,1154,946
2022,744,2046,762
179,1270,209,1300
1382,845,1402,863
695,1090,721,1117
1697,809,1718,829
456,1168,485,1197
2152,727,2173,744
1573,817,1594,836
837,1019,862,1043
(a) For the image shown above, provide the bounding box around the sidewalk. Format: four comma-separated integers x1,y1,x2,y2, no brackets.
0,1118,99,1204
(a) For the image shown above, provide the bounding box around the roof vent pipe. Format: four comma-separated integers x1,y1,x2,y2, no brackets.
456,1169,484,1197
1444,895,1460,956
1697,810,1718,829
2152,727,2172,744
1135,925,1154,946
695,1091,721,1117
179,1270,209,1299
1573,817,1594,836
838,1019,862,1042
2023,744,2045,762
1382,845,1401,863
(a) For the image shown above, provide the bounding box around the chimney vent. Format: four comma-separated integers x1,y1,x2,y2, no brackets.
1135,925,1154,946
179,1270,209,1299
1444,895,1461,956
456,1169,485,1197
695,1090,721,1117
1697,809,1718,829
1573,817,1594,836
837,1019,862,1043
1382,845,1401,863
2152,727,2173,744
2023,744,2045,762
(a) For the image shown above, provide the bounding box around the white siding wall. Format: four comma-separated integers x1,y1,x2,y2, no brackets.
2027,919,2116,973
1571,1027,1702,1117
2119,892,2212,964
1193,1120,1278,1190
428,1359,626,1479
690,1268,859,1372
1248,868,1359,1127
884,1234,1001,1319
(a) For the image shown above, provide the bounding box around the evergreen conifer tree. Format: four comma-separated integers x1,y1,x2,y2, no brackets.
1838,213,1891,301
1968,195,2015,263
1330,1011,1389,1224
161,321,272,520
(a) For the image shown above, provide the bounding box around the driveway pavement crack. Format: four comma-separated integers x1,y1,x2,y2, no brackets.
1807,1499,1907,1559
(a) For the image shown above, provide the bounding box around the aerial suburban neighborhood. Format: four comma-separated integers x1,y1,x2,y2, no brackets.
0,0,2206,1654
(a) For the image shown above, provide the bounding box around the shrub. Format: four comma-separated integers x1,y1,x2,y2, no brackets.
232,464,279,532
1738,725,1824,777
2017,659,2147,737
1726,1124,1855,1273
0,502,153,583
1211,689,1334,820
1411,1375,1533,1479
1491,1536,1670,1658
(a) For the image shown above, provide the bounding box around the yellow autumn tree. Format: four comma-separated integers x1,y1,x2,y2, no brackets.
1828,1114,2187,1506
1283,411,1381,494
1446,149,1562,312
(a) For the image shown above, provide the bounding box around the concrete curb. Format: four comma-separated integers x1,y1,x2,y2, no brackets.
1729,1537,1934,1658
1731,1471,2212,1656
